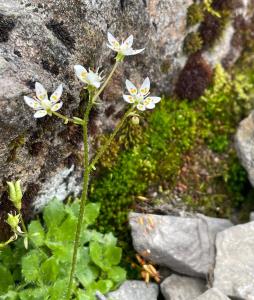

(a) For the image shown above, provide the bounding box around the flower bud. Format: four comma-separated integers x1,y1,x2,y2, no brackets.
7,180,22,210
6,213,20,231
131,116,140,125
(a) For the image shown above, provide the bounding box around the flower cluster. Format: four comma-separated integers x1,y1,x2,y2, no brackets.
123,77,161,111
23,32,160,118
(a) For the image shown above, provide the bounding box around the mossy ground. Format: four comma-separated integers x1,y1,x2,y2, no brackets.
90,62,254,239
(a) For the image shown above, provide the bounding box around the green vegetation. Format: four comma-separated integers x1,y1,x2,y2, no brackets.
187,3,205,26
90,63,254,241
183,32,203,55
0,199,126,299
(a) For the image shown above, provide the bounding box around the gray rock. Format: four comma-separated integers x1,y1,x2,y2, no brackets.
235,111,254,187
213,222,254,299
161,274,206,300
250,212,254,221
0,0,252,237
195,288,230,300
107,280,158,300
129,213,233,278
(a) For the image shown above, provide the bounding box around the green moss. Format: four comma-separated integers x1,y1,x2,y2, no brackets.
90,62,254,240
187,3,205,27
183,32,203,55
7,135,26,162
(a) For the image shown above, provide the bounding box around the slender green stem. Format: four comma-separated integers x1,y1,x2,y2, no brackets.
19,214,28,234
66,94,93,300
93,61,119,103
66,60,120,299
89,106,134,171
52,111,77,124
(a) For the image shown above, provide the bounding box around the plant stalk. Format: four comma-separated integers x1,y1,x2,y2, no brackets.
89,106,134,171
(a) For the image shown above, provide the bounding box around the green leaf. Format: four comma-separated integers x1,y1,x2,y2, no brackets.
43,199,66,229
19,287,49,300
107,266,126,283
28,220,45,247
0,265,14,295
0,290,18,300
40,257,59,284
76,248,99,287
45,241,72,262
76,290,94,300
83,203,100,226
49,278,69,300
21,250,45,283
89,280,113,294
89,242,122,272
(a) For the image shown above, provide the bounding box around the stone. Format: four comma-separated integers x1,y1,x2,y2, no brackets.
250,212,254,221
0,0,252,238
129,213,233,278
107,280,158,300
213,222,254,299
235,111,254,187
160,274,206,300
195,288,230,300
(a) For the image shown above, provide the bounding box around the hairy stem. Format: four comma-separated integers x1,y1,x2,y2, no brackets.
66,60,120,299
66,95,93,300
89,106,134,171
52,111,77,124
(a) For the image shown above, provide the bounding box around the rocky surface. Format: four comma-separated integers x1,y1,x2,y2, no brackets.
235,111,254,187
213,222,254,299
107,280,159,300
195,288,230,300
129,212,233,278
160,274,206,300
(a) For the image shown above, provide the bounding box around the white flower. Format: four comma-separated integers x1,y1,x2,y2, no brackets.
107,32,144,56
74,65,102,89
123,77,161,111
24,82,63,118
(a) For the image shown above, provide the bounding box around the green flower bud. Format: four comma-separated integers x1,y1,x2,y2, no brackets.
6,213,20,230
7,180,22,210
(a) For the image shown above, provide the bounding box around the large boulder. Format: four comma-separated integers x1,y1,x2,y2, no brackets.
195,288,230,300
213,221,254,299
160,274,206,300
129,213,232,278
235,111,254,187
107,280,159,300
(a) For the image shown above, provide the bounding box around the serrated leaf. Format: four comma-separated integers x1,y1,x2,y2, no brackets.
88,280,113,294
19,287,49,300
0,265,14,295
77,289,94,300
28,220,45,247
49,278,69,300
0,290,18,300
40,257,59,284
21,250,46,283
45,241,72,263
107,266,126,283
43,199,66,230
89,242,122,272
83,203,100,226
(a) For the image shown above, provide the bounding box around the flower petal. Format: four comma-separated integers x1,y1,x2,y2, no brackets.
146,102,155,109
107,32,120,48
51,102,63,112
140,77,150,96
147,96,161,103
123,94,135,103
34,110,47,118
126,79,137,95
123,48,145,56
122,35,133,48
50,84,63,104
74,65,88,83
137,104,146,111
35,82,48,101
24,96,42,110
